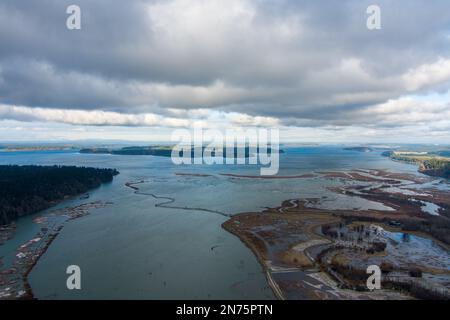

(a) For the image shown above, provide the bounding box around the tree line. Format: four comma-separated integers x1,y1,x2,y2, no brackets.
0,165,119,225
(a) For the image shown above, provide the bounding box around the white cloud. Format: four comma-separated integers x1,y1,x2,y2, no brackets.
403,58,450,91
1,0,450,142
0,104,280,129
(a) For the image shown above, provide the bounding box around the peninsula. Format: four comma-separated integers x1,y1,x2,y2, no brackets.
382,150,450,179
0,165,119,225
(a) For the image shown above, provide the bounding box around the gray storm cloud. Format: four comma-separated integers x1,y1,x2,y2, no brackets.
0,0,450,130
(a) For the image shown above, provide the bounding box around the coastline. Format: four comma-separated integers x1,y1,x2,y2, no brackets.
221,168,450,300
0,199,112,299
22,228,61,299
222,215,285,300
0,165,118,225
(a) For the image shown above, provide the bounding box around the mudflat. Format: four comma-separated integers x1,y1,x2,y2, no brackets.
223,169,450,300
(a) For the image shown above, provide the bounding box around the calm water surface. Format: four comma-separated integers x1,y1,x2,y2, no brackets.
0,146,427,299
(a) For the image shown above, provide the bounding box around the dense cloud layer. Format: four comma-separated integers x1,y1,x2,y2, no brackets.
1,0,450,140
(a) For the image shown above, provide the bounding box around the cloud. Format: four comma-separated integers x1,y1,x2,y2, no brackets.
355,96,450,128
403,58,450,92
0,0,450,141
0,104,280,129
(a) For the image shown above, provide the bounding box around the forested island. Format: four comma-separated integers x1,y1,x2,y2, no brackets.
382,150,450,179
80,146,173,156
0,165,119,225
80,145,283,158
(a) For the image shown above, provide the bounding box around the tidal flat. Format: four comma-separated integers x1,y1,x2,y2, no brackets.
224,169,450,300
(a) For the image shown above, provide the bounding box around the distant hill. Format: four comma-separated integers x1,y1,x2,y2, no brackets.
0,165,119,225
79,147,111,154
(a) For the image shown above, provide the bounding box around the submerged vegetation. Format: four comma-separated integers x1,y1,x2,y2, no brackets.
0,165,119,225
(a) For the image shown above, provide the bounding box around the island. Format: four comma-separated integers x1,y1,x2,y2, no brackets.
0,165,119,225
80,145,283,158
80,146,173,157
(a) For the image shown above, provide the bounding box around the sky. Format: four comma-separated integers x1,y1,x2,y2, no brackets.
1,0,450,143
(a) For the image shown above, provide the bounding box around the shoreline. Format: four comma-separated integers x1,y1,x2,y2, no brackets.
221,169,450,300
0,165,118,226
222,215,284,300
22,228,61,299
0,201,111,299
